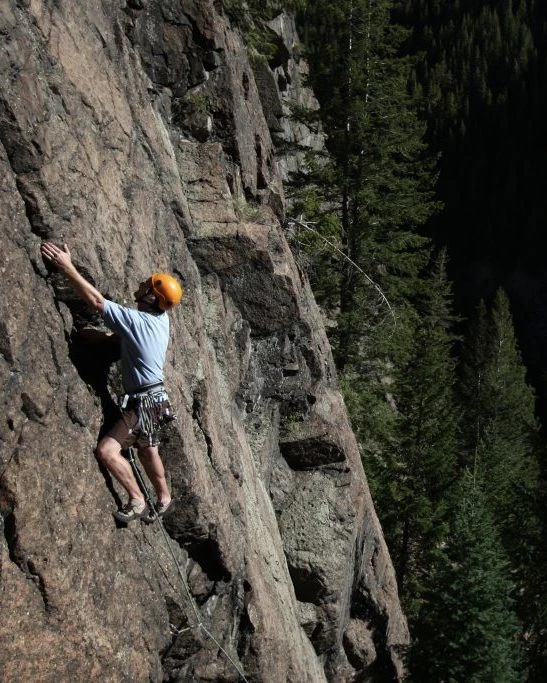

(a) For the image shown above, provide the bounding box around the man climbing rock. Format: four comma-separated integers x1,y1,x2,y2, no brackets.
40,241,182,523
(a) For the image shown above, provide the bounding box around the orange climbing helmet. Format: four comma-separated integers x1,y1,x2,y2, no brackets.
148,273,183,310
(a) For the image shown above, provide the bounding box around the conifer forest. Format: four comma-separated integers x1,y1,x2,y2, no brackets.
229,0,547,679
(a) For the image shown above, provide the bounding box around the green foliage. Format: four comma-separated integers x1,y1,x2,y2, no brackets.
221,0,306,24
457,289,543,664
296,0,440,370
529,534,547,681
185,92,208,114
396,0,537,144
367,251,462,620
291,2,546,677
220,0,307,61
294,5,453,628
220,0,303,62
410,471,526,682
459,290,541,547
394,0,547,272
286,149,345,312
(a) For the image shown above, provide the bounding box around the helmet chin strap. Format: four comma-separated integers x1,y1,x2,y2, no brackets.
137,289,157,306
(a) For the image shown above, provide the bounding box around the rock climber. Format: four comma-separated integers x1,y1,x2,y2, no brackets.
40,241,182,523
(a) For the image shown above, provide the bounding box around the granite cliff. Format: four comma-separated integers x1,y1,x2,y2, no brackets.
0,1,408,680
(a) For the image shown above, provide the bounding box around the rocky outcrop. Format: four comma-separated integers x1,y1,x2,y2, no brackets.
0,1,408,681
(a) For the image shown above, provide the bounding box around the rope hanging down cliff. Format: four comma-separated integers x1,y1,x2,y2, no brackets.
285,216,396,326
126,448,249,683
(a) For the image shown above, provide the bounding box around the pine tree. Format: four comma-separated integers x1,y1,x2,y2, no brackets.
457,298,491,468
459,291,541,561
458,288,543,669
529,522,547,681
290,3,547,677
410,471,525,682
296,0,452,628
395,0,544,279
295,0,439,370
369,250,461,620
481,290,541,541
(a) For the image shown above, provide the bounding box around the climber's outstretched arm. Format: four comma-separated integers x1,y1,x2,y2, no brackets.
41,242,104,312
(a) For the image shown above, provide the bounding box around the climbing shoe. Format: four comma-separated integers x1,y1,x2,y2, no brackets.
143,498,175,524
113,498,149,523
156,499,174,517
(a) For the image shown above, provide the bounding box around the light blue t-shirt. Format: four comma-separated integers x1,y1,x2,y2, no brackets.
102,299,170,393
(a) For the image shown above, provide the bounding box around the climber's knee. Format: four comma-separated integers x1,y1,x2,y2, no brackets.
95,436,122,468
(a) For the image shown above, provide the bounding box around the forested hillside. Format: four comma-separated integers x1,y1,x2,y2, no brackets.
394,0,547,414
232,0,547,679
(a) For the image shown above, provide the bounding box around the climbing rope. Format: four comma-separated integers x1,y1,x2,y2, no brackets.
126,448,249,683
286,216,396,326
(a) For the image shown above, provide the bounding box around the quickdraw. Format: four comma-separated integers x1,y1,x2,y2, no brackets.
120,387,175,445
136,390,174,439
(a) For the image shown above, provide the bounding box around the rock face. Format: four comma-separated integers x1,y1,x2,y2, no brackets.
0,2,408,681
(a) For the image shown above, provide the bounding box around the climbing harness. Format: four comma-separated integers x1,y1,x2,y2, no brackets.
126,448,249,683
119,384,175,446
